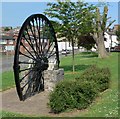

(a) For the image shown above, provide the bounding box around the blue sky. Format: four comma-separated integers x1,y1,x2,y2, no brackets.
1,2,119,28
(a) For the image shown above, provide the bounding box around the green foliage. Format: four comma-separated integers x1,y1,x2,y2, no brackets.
45,0,96,72
49,64,111,113
77,35,96,50
48,80,98,113
1,110,27,117
78,65,111,92
45,1,96,41
4,27,12,31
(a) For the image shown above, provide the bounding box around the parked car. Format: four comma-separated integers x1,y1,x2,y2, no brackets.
114,44,120,51
110,47,115,52
61,49,70,55
110,44,120,52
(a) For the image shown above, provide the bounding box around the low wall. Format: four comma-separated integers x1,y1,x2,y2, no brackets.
44,68,64,91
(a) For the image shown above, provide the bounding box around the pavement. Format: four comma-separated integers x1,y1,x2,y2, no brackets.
0,55,14,73
2,88,50,116
1,88,82,117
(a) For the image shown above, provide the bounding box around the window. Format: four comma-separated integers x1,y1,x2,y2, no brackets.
0,40,7,44
5,46,14,51
9,40,13,44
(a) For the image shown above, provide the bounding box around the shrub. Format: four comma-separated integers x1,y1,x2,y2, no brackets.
48,65,110,113
48,80,98,113
77,65,111,92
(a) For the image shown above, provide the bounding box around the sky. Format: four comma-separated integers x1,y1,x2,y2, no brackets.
1,1,119,28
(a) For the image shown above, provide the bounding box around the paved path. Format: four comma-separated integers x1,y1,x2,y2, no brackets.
2,88,82,117
2,88,50,116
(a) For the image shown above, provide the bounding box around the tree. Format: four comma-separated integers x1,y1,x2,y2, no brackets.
4,27,11,31
91,6,115,58
44,0,95,72
116,25,120,43
77,35,96,51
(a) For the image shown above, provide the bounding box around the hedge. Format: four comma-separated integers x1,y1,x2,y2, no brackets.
48,65,111,113
77,65,111,92
48,80,98,113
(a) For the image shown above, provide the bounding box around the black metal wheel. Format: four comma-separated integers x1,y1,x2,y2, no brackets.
13,14,59,101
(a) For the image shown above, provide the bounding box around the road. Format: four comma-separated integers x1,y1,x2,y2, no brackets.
0,54,60,73
0,50,79,73
0,55,14,73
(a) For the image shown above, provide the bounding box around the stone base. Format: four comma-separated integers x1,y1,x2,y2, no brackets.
44,68,64,91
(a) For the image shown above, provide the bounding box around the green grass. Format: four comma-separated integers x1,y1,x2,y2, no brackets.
1,110,29,118
1,52,119,117
60,52,119,117
0,71,15,91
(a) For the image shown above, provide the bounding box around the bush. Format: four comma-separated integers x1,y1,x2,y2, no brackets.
48,65,110,113
48,80,98,113
77,65,111,92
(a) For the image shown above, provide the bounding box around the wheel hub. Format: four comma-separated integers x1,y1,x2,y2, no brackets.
35,57,48,71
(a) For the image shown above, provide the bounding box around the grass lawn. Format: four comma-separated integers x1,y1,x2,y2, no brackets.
1,110,28,118
60,52,118,117
1,52,119,117
0,71,15,91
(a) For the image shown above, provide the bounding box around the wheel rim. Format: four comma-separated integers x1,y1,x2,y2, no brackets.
13,14,59,101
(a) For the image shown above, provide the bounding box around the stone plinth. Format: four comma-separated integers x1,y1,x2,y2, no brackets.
44,68,64,91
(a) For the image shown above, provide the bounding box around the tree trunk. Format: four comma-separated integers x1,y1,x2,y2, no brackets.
94,32,109,58
71,39,75,72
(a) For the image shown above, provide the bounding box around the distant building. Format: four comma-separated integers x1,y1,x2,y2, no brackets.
0,24,119,55
0,35,15,55
113,24,120,31
104,24,119,50
0,26,21,55
104,31,118,49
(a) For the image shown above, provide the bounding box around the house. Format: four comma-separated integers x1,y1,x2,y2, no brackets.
0,35,16,55
0,24,119,55
56,35,78,51
104,24,120,50
0,27,21,55
104,31,118,49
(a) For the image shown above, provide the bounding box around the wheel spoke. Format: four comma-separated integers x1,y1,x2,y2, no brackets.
19,67,35,72
19,69,33,82
20,42,36,60
47,46,55,58
29,22,41,57
19,51,35,61
35,17,41,55
22,32,38,59
37,73,43,91
32,74,41,92
24,80,34,97
21,79,32,91
41,43,47,56
45,42,53,55
38,17,42,54
48,52,56,58
31,19,39,53
21,71,38,90
19,61,35,64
